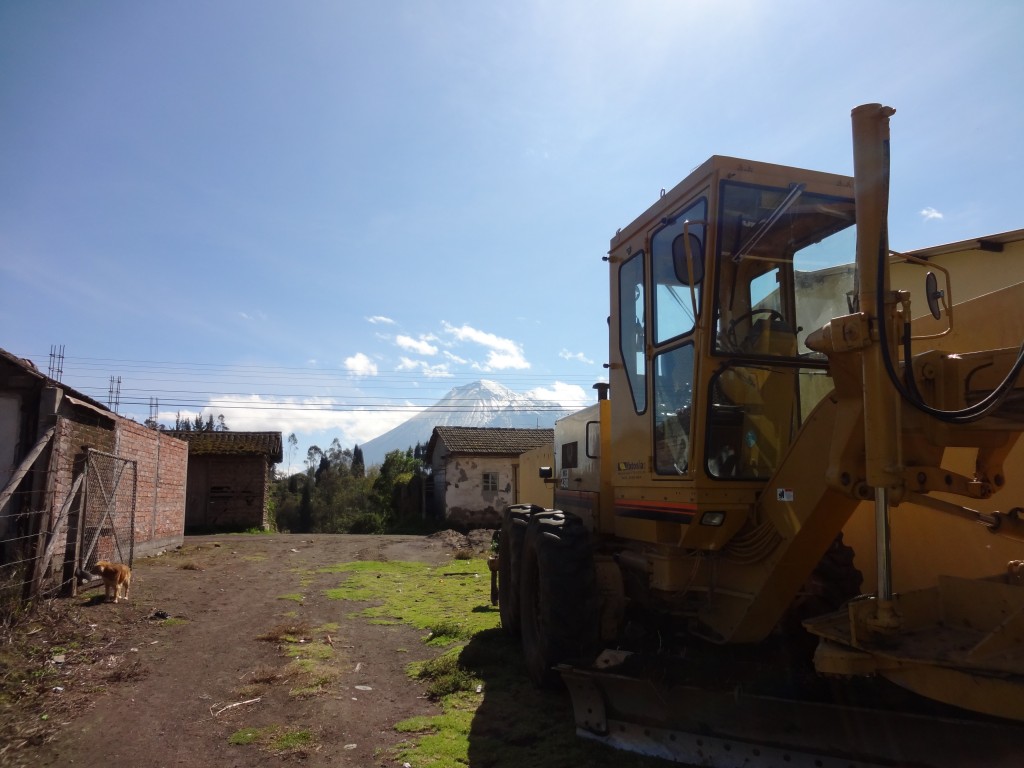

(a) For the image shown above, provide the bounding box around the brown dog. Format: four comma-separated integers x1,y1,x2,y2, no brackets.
91,560,131,603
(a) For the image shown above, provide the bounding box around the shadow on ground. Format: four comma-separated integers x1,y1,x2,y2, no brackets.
459,629,672,768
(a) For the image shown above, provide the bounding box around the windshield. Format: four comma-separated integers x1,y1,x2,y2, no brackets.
713,181,856,359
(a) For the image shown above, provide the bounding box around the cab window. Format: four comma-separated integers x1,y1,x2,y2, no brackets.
619,251,646,413
652,198,706,345
653,344,694,475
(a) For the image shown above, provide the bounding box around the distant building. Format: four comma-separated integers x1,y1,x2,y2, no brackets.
425,426,553,528
166,431,282,532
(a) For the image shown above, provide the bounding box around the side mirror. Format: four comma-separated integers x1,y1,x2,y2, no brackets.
926,271,944,320
672,233,704,286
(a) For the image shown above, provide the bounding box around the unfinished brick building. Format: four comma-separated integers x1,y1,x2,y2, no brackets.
1,347,187,597
167,431,282,532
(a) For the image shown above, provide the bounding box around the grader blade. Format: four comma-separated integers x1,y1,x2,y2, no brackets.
558,651,1024,768
804,575,1024,722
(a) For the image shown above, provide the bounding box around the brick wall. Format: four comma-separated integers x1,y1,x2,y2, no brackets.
39,417,186,594
116,420,187,556
45,416,117,583
185,454,270,531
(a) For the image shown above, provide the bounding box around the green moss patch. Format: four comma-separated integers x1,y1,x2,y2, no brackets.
323,559,499,641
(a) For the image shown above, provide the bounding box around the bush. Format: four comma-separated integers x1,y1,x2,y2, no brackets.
348,513,384,534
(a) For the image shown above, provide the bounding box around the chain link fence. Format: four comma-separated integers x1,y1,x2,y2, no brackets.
1,434,136,608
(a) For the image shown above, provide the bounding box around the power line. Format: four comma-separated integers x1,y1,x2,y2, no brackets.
10,350,603,421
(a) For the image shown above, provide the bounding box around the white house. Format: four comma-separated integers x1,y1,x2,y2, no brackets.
425,426,553,528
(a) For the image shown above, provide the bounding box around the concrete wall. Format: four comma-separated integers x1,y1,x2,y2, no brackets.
433,450,517,529
517,444,554,508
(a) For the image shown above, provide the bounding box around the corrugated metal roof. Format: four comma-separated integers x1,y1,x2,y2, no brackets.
427,426,553,460
166,431,283,462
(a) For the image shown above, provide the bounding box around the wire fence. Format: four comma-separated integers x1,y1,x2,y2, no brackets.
1,429,136,610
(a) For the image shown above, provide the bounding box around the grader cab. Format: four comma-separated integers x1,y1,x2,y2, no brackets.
497,105,1024,766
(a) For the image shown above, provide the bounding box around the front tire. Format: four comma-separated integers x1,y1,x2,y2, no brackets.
497,504,540,636
519,510,600,687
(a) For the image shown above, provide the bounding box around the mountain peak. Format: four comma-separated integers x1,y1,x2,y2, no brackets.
360,379,574,465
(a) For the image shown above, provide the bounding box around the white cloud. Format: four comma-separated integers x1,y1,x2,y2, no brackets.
344,352,378,376
162,395,420,468
397,356,453,378
367,315,395,325
526,381,591,409
443,322,530,370
921,207,944,221
559,348,594,365
396,334,439,355
443,351,468,365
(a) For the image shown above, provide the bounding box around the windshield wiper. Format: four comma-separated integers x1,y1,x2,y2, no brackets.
731,183,806,263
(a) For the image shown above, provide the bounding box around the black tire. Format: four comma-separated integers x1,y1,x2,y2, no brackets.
497,505,539,636
519,510,600,688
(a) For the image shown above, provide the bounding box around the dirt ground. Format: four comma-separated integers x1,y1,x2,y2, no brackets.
2,531,496,768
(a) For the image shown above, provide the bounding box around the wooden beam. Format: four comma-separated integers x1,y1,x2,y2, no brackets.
0,426,56,515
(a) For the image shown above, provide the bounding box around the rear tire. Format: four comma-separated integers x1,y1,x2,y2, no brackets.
497,504,539,636
519,510,600,688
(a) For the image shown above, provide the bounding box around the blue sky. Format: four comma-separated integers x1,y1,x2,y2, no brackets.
2,1,1022,473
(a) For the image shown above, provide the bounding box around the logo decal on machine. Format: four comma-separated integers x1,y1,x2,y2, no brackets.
617,460,645,472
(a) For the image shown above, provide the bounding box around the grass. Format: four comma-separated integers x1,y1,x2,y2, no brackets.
228,727,261,745
254,621,342,698
228,725,315,754
323,559,497,640
325,557,671,768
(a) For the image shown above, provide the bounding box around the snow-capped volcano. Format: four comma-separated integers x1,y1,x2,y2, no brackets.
360,380,577,465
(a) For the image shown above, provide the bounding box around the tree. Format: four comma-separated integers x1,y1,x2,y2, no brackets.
287,433,298,469
306,445,324,474
298,475,313,533
326,438,351,478
351,445,365,478
372,449,422,525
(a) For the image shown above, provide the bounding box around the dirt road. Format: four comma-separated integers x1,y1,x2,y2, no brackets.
10,533,478,768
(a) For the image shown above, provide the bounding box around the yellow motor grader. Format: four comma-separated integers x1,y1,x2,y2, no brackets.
497,104,1024,767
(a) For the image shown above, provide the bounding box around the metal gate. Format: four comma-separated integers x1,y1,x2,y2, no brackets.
79,448,137,572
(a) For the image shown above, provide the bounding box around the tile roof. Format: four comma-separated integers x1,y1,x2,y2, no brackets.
427,426,553,460
166,431,283,462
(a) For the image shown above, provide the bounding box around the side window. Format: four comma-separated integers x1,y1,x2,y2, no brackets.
585,421,600,458
619,252,646,413
561,441,578,469
653,199,706,345
653,344,694,475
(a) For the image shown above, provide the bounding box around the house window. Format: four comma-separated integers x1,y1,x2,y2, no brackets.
482,472,498,492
